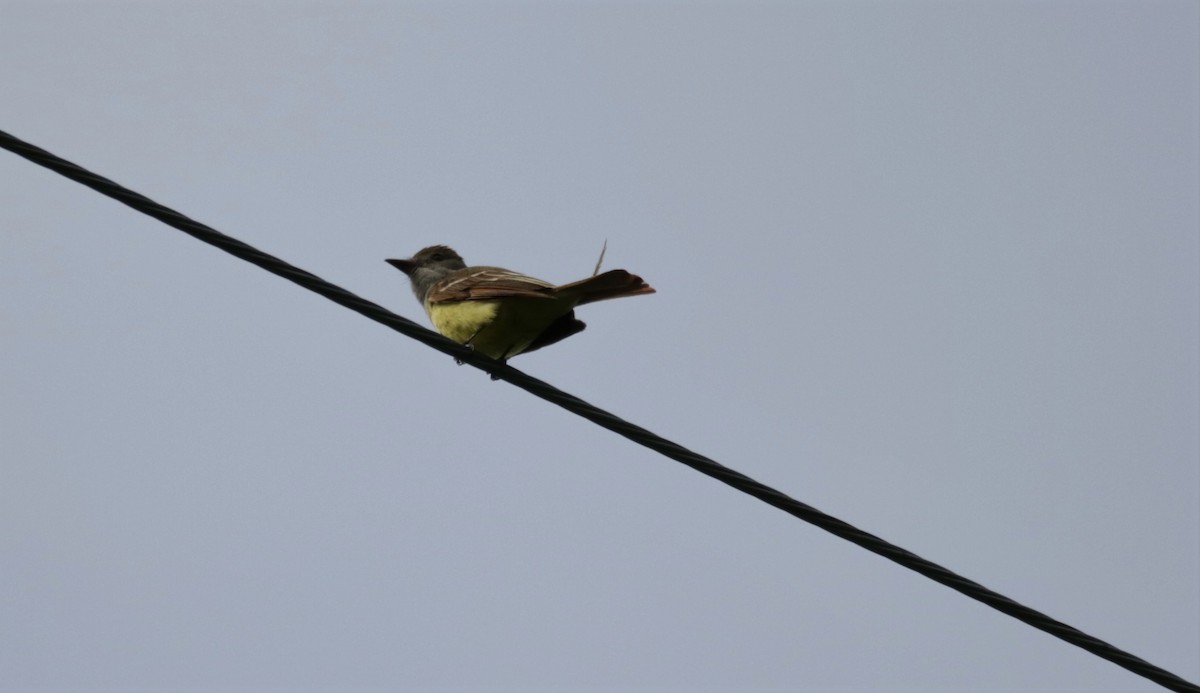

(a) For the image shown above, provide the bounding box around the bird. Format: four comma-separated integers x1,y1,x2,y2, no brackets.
387,245,654,362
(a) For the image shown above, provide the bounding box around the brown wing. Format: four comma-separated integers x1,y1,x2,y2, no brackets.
425,266,558,304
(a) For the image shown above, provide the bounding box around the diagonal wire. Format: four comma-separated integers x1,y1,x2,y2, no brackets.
2,128,1196,693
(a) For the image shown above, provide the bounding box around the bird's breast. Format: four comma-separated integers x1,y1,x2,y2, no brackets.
426,300,501,344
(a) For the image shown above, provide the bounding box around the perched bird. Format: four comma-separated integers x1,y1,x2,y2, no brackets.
387,245,654,362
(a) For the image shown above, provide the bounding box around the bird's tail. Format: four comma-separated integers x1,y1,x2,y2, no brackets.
556,269,655,306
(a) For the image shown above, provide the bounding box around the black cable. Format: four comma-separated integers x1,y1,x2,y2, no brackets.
2,128,1196,693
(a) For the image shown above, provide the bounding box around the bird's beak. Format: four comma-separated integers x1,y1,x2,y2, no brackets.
386,258,415,276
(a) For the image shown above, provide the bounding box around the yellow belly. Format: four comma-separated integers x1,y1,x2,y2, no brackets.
427,297,570,360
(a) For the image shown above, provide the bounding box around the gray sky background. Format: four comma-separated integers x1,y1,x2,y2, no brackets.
2,2,1197,692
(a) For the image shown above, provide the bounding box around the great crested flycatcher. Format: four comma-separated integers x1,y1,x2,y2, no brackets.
387,245,654,362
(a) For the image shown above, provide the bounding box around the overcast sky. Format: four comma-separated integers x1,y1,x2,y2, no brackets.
2,2,1197,692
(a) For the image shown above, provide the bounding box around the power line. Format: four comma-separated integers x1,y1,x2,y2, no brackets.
2,128,1196,693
